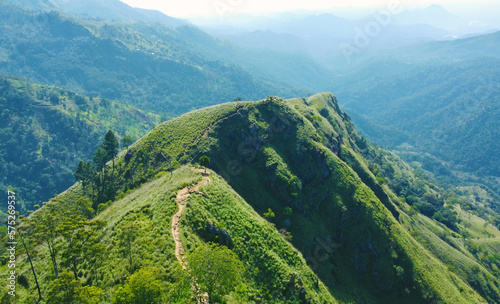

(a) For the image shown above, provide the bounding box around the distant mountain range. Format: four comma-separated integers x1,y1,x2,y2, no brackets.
197,4,499,63
4,0,188,26
331,31,500,180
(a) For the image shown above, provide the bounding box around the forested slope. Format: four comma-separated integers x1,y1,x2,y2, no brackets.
0,76,162,211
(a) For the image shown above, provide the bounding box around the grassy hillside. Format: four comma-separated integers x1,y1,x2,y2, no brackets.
0,76,163,212
122,92,500,303
3,166,337,303
3,93,500,303
6,93,500,303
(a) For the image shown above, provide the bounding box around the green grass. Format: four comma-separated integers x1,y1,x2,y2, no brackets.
5,93,500,303
183,169,336,303
0,166,200,303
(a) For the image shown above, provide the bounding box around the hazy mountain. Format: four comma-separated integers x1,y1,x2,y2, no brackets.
2,0,56,11
221,30,308,53
393,4,490,36
395,5,463,28
194,5,499,70
4,0,188,27
331,31,500,180
199,10,452,64
0,1,311,114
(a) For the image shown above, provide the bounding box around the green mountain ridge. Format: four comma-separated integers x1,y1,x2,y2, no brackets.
5,93,500,303
0,2,498,302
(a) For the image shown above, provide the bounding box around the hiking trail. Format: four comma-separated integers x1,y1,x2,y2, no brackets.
171,168,211,302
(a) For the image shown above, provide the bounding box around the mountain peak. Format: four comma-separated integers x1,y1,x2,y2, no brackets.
427,4,447,12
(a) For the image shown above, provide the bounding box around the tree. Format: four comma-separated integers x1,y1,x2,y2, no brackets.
57,215,106,280
27,196,94,280
287,176,302,198
87,241,107,287
31,204,61,279
394,265,405,280
116,223,139,274
49,92,59,104
46,272,105,304
102,130,119,171
264,208,275,221
91,130,120,205
200,155,210,173
166,265,194,303
188,243,244,303
77,285,106,304
121,135,134,150
19,229,42,302
93,147,108,202
112,267,163,304
75,161,86,184
170,160,180,177
46,272,78,304
74,161,94,190
283,207,293,218
93,147,107,172
433,205,460,231
15,213,42,300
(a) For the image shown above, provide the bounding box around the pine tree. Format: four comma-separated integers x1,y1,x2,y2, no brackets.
102,130,119,172
74,161,95,190
93,147,108,201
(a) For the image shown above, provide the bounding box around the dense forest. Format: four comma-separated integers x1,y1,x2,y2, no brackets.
0,76,163,212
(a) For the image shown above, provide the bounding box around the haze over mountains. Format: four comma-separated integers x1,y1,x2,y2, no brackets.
4,0,189,26
194,4,500,63
331,32,500,177
1,0,500,303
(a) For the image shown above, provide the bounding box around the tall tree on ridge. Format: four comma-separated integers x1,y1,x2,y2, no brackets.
102,130,119,173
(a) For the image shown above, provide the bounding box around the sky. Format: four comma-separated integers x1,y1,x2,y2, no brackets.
120,0,500,19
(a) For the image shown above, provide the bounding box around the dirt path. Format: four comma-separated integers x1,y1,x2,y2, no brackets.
172,169,211,267
171,168,211,302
